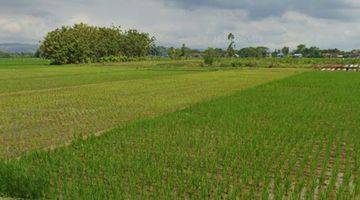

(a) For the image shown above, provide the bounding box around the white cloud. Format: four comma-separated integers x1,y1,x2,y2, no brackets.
67,14,92,25
0,19,22,33
0,0,359,50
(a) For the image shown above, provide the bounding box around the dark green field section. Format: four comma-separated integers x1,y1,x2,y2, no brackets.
1,72,359,199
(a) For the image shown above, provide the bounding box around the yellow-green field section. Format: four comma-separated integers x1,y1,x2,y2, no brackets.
0,60,305,157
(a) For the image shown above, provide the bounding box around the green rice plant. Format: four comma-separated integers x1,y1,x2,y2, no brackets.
2,58,360,198
0,59,302,158
1,71,360,198
0,159,49,198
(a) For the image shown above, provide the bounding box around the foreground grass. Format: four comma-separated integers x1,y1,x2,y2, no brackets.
0,58,50,69
0,59,302,157
1,71,359,199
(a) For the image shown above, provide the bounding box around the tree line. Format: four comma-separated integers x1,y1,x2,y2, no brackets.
34,25,359,64
158,42,358,62
207,33,359,58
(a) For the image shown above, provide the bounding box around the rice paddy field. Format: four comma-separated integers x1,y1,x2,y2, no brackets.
0,58,359,199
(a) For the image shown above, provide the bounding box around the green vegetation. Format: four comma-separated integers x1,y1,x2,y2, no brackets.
212,57,360,68
2,18,360,200
203,48,219,66
1,71,359,199
32,24,360,67
226,33,236,57
38,23,154,64
238,46,269,58
0,58,49,68
0,59,302,158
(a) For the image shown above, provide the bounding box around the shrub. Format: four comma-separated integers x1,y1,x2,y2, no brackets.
100,56,129,63
203,48,218,66
231,61,245,67
245,62,257,67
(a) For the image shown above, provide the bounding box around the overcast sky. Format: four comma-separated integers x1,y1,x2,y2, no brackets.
0,0,359,50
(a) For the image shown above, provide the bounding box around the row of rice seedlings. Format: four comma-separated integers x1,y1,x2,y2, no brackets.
297,137,324,199
324,137,343,198
261,133,297,199
304,138,325,199
289,136,317,199
314,135,335,198
275,134,354,199
353,133,360,198
334,141,350,198
270,136,304,198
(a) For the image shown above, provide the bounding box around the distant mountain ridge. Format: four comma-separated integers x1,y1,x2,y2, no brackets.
0,43,38,53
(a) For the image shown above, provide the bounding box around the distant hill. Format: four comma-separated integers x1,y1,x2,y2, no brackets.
0,43,38,53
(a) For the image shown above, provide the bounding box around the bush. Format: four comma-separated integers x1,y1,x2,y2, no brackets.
268,62,280,68
245,62,257,67
203,48,218,66
99,56,151,63
231,61,245,67
100,56,129,63
204,55,215,66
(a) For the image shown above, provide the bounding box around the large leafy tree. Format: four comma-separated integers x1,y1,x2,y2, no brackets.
238,47,269,58
292,44,322,57
281,46,290,56
180,44,190,58
39,23,154,64
121,29,154,57
168,47,180,59
294,44,306,54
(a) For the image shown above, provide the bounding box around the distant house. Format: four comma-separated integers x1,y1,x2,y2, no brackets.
352,54,360,58
322,53,334,58
190,53,202,58
277,52,285,57
293,53,303,58
322,53,344,58
345,52,360,58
